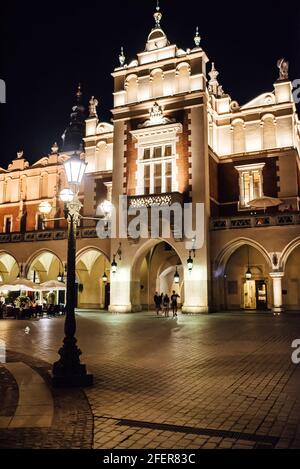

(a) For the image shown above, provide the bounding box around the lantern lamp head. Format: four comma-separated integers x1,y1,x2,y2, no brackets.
102,272,108,283
245,267,252,280
174,266,180,284
187,255,193,272
111,256,117,274
63,153,87,186
38,200,52,215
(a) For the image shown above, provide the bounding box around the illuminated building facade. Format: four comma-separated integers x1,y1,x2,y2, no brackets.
0,6,300,312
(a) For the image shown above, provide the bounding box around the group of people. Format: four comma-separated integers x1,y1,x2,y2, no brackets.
154,291,180,317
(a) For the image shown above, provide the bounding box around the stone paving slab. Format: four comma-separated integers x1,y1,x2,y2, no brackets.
0,350,93,448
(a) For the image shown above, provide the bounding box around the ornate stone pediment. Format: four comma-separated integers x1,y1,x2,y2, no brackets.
138,102,175,128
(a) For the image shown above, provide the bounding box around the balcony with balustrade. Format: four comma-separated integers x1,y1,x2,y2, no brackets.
210,213,300,231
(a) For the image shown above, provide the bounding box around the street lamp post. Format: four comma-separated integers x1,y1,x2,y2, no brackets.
51,153,93,387
38,153,112,387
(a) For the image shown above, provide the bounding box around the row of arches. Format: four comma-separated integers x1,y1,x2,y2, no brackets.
125,64,191,103
0,248,110,309
1,235,300,312
232,115,277,153
213,237,300,311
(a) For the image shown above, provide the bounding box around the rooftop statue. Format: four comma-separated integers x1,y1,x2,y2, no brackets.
277,58,289,81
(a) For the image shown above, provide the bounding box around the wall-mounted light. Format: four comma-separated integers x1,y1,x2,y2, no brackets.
174,266,180,284
111,256,117,274
102,271,108,283
57,272,64,282
187,248,195,272
110,243,122,274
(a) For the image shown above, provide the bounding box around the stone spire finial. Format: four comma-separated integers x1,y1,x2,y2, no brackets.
17,150,24,159
194,26,201,47
208,62,226,98
119,46,126,67
51,142,59,154
76,83,82,101
277,58,289,81
209,62,219,84
89,96,98,118
154,0,162,28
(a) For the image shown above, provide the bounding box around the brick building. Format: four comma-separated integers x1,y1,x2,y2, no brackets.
1,5,300,312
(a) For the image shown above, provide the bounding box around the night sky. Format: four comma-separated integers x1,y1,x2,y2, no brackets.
0,0,299,167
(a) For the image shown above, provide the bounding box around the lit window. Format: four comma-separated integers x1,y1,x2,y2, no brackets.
235,163,265,209
144,165,150,195
154,163,162,193
165,145,172,157
143,148,151,160
165,162,172,193
153,147,162,158
134,131,181,196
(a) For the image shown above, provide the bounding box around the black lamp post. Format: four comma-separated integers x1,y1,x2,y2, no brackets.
51,153,93,387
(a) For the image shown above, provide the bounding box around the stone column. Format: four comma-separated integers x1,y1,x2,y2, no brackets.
269,272,284,312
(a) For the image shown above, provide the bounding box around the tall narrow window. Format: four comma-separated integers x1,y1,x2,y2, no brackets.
165,162,172,192
36,214,44,231
262,116,276,149
154,163,162,193
4,216,12,233
153,146,162,158
143,148,151,160
165,145,172,157
144,165,150,195
235,163,265,209
232,121,245,154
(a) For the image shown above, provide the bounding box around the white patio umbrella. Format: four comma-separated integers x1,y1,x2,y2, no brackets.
39,280,66,290
249,196,283,212
1,277,38,292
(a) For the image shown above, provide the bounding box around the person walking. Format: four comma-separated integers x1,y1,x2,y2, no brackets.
163,293,170,317
154,291,161,315
171,290,180,317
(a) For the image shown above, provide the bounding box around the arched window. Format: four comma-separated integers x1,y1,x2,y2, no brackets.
151,70,164,99
4,178,11,203
176,63,190,94
41,173,48,199
232,120,245,154
262,115,277,149
126,75,138,104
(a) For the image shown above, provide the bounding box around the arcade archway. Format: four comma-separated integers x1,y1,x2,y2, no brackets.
131,240,183,311
76,248,110,309
215,240,272,311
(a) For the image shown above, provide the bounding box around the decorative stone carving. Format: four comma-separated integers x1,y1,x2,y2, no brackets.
138,102,175,128
154,1,162,28
194,26,201,47
119,47,126,67
277,58,289,81
88,96,98,118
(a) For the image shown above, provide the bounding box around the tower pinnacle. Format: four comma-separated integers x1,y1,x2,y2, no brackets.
154,0,162,28
194,26,201,47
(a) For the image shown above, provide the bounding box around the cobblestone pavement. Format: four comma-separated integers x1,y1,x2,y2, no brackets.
0,311,300,449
